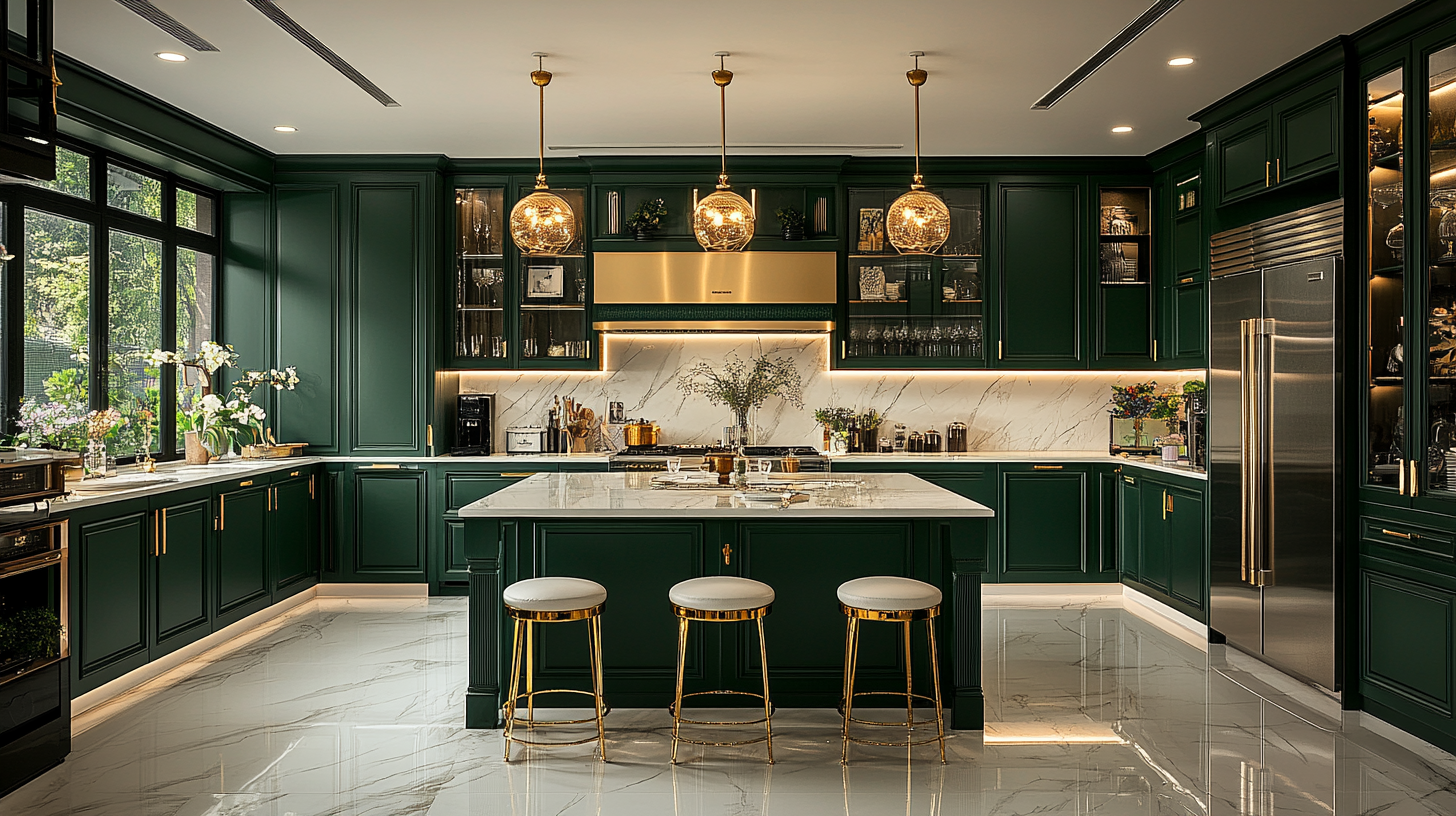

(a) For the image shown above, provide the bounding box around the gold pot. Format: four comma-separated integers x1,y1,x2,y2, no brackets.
623,421,659,448
703,452,737,485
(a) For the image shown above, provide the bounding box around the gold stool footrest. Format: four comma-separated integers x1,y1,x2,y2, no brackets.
838,690,942,729
668,689,776,728
505,688,613,729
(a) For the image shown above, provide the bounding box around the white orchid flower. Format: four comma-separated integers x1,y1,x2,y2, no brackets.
199,394,224,413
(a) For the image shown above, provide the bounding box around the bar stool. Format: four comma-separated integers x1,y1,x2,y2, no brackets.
502,576,609,762
837,576,946,765
667,576,776,764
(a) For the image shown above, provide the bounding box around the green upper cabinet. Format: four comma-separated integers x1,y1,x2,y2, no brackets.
1207,72,1341,208
1093,181,1155,367
997,181,1085,368
1153,146,1207,367
270,166,437,457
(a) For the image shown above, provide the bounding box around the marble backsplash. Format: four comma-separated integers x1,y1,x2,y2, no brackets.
456,335,1201,452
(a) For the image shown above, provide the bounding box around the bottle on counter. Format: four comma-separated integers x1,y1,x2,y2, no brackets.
947,421,968,453
893,423,908,452
546,400,560,454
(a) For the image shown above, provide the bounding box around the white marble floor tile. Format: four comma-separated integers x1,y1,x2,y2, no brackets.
6,597,1456,814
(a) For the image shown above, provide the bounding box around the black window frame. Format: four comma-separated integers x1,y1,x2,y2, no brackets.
1,138,222,463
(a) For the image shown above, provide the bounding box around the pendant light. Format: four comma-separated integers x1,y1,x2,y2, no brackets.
886,52,950,255
510,53,578,256
692,52,755,252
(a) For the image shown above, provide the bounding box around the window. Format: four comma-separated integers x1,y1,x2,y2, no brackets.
3,142,221,463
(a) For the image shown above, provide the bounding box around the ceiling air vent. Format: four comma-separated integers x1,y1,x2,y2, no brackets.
244,0,399,107
1031,0,1183,110
113,0,218,51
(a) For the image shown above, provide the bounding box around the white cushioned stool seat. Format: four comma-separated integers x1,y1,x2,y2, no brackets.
837,576,941,611
504,577,607,612
670,576,775,612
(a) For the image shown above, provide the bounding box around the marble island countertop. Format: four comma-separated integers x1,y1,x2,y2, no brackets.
458,471,995,519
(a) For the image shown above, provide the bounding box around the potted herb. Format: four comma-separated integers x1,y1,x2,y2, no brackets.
814,407,855,453
678,353,803,449
775,206,806,241
626,197,669,241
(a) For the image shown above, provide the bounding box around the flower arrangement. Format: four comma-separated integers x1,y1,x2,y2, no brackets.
678,353,803,446
12,398,89,450
150,341,300,461
626,197,669,236
1108,382,1159,419
813,407,856,434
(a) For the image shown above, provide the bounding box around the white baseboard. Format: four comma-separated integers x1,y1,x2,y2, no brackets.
982,583,1125,608
1351,711,1456,777
1120,585,1209,651
315,582,429,598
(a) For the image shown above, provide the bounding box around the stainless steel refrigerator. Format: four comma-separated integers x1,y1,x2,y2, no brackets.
1208,200,1341,693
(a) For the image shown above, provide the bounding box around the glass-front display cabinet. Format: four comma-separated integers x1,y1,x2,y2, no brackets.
1096,185,1154,363
449,182,596,370
1362,37,1456,509
840,186,985,368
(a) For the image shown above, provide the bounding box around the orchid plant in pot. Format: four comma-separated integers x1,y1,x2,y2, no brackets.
150,341,300,464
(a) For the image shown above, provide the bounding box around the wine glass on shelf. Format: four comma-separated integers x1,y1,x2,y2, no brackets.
948,323,965,357
865,324,882,356
471,268,489,305
911,324,928,357
928,324,945,357
848,324,864,357
895,323,912,356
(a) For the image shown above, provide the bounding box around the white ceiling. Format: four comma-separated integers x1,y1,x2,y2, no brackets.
58,0,1409,158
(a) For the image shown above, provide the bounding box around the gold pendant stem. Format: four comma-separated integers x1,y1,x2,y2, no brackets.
538,82,545,185
720,82,727,184
913,82,921,183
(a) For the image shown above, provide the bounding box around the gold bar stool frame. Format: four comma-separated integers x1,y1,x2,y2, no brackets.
667,576,777,764
838,576,946,765
502,577,610,762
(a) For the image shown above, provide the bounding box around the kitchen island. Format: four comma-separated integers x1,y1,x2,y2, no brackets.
459,471,992,729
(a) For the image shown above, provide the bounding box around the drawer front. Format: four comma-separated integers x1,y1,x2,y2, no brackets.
1361,517,1456,562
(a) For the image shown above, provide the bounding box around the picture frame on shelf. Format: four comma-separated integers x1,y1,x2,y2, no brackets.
857,208,884,252
526,265,565,298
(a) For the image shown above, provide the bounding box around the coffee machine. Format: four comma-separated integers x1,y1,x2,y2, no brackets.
453,394,495,455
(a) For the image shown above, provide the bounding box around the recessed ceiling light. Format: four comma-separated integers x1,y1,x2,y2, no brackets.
1112,126,1134,133
1168,57,1195,66
273,126,298,133
155,52,188,63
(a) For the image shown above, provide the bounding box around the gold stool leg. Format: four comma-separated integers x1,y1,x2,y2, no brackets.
841,616,860,766
589,614,608,762
525,621,535,729
903,619,915,740
671,615,689,765
927,616,946,764
503,617,525,761
756,617,774,764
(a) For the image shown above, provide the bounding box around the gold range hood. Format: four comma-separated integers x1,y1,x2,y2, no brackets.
591,251,837,333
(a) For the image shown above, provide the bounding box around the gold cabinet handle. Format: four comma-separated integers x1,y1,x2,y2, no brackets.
1275,158,1281,183
1166,492,1173,515
290,470,302,477
160,507,167,555
1398,458,1406,496
368,463,402,469
998,340,1004,360
239,480,254,487
1411,460,1419,498
1162,489,1168,521
1123,475,1135,484
1033,465,1063,470
1265,161,1271,187
1180,276,1194,284
153,509,161,557
1152,339,1158,362
1380,528,1414,540
841,340,847,358
310,474,315,500
722,542,732,566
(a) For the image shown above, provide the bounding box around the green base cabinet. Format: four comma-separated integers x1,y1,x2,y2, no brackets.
327,463,428,583
70,500,153,694
270,467,320,602
214,479,272,628
1116,467,1208,621
998,464,1110,582
152,490,213,659
431,465,554,595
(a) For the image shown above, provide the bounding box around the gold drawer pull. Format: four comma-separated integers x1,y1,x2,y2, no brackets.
238,480,254,487
1033,465,1064,471
1180,276,1195,284
290,470,302,477
1123,476,1135,484
1380,529,1415,540
368,464,402,469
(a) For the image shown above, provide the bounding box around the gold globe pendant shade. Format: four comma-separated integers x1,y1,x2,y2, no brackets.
888,53,950,256
510,54,579,256
693,54,755,252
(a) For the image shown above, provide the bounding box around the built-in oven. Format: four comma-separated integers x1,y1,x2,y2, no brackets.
0,517,69,798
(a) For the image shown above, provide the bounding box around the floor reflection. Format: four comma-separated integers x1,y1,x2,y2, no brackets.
4,598,1455,814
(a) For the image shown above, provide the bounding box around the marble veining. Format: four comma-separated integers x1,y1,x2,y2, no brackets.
457,471,995,518
8,598,1454,814
459,335,1199,452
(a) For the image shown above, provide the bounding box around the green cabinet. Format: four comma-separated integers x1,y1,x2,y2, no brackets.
1153,146,1207,367
70,501,152,692
269,468,319,600
151,491,213,658
270,167,437,456
997,182,1084,367
1209,74,1341,208
332,463,429,583
214,478,271,627
1116,468,1207,620
998,464,1104,581
432,466,548,594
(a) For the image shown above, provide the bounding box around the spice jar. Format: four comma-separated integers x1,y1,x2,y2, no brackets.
908,431,925,453
924,429,942,453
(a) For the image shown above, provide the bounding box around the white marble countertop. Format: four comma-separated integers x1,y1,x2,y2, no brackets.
458,472,995,519
830,451,1208,480
48,457,329,512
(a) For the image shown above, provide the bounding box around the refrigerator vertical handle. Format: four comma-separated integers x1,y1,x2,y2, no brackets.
1239,319,1255,585
1257,320,1275,586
